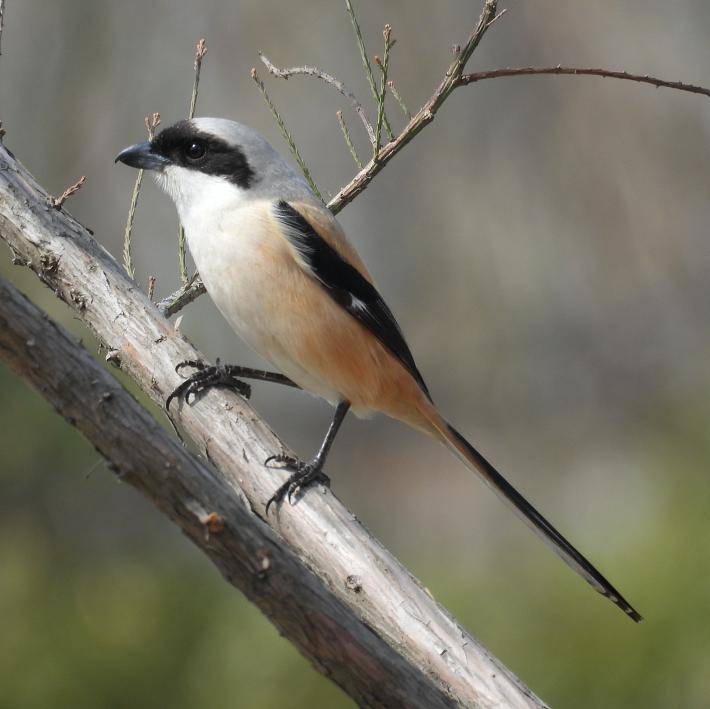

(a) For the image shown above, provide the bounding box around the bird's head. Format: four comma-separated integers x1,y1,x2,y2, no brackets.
115,117,315,217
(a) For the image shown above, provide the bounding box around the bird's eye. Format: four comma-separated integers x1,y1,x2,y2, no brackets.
185,140,207,161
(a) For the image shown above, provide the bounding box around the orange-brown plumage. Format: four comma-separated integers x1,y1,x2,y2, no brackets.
261,202,435,432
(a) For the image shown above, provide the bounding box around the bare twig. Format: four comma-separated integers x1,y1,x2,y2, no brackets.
189,38,207,119
0,0,5,54
336,110,363,169
260,53,376,145
0,0,5,56
178,38,208,285
345,0,394,141
387,79,412,119
50,175,86,209
122,113,160,280
122,172,141,279
145,112,161,140
374,25,393,154
458,65,710,98
147,275,157,302
251,67,324,202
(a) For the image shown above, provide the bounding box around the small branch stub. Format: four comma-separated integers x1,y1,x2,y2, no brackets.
50,175,86,209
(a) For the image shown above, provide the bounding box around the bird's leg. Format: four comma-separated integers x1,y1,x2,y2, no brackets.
166,358,298,410
265,401,350,514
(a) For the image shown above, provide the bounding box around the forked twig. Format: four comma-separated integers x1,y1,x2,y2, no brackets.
260,53,376,146
328,0,500,214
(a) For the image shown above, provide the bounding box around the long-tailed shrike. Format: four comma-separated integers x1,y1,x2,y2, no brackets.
116,117,641,622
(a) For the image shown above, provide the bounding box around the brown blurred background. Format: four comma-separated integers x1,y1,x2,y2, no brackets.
2,1,710,706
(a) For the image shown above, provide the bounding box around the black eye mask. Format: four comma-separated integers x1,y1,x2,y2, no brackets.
151,120,256,188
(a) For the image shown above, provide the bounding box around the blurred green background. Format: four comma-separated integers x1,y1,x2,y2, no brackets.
2,1,710,706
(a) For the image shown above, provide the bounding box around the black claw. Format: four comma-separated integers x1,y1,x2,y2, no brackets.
264,453,298,469
166,359,252,409
263,455,329,515
175,359,205,376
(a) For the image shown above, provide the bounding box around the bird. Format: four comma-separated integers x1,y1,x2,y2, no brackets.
116,117,642,622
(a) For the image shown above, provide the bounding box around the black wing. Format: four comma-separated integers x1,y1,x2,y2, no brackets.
274,200,431,400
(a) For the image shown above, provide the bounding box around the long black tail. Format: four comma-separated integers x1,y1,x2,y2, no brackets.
433,417,642,622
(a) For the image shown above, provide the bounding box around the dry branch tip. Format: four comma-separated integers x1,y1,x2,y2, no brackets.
50,175,86,209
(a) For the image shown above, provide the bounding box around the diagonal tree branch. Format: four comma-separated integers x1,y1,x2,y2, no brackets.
0,142,546,707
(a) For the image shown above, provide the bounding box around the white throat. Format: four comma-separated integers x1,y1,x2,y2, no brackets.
154,165,247,230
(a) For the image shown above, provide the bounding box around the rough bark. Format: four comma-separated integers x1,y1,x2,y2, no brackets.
0,142,546,707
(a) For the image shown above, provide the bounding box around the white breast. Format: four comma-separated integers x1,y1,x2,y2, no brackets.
156,166,343,405
181,197,341,404
183,196,273,349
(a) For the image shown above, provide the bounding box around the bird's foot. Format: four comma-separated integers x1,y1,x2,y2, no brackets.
166,359,252,410
264,454,330,515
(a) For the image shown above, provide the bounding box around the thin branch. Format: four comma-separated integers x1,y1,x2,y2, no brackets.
374,25,393,154
251,67,324,202
458,65,710,98
49,175,86,209
387,79,412,119
336,110,363,169
178,39,208,285
0,140,547,709
122,172,141,279
157,274,206,317
189,38,207,119
0,0,5,56
122,113,160,280
260,53,376,146
345,0,394,141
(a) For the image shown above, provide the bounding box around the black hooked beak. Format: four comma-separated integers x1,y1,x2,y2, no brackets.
114,141,170,170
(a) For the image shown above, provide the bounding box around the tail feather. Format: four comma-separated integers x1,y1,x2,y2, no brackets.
429,414,642,622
